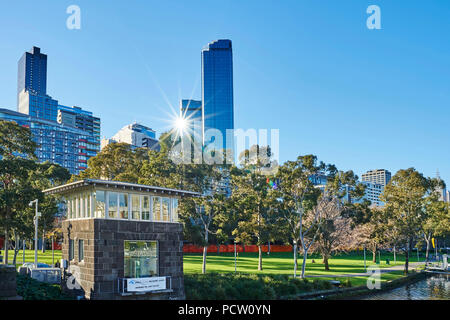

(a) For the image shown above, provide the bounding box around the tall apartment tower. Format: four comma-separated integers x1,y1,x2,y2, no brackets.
201,39,234,152
361,169,392,186
4,46,101,174
17,46,47,99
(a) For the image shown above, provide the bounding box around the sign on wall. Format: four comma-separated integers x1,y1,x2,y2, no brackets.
127,277,166,292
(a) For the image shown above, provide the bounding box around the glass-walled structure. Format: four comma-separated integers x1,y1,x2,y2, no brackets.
64,189,179,222
44,179,191,223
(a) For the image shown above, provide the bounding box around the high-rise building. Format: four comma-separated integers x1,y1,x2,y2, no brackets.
17,46,47,100
359,169,391,207
0,108,90,174
102,123,159,151
201,39,234,152
360,181,384,207
361,169,392,187
180,99,202,144
10,46,101,174
58,105,101,157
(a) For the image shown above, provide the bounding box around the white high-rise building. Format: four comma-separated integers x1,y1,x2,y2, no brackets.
361,169,391,186
102,123,159,151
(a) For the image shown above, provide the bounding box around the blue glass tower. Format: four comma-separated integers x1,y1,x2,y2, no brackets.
17,46,47,101
201,40,234,151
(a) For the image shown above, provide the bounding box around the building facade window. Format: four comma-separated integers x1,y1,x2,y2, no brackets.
152,197,161,221
69,239,74,261
119,193,128,219
108,192,118,219
124,241,158,278
78,239,84,262
172,198,179,222
142,196,150,220
131,194,140,220
95,190,105,218
162,197,170,222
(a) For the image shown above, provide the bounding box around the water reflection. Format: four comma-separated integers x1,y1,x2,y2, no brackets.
363,274,449,300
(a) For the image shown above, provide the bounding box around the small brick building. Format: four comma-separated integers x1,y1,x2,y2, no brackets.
44,179,198,300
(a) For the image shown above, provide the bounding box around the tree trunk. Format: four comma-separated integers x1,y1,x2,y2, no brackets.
268,241,271,256
202,245,207,274
323,254,330,271
425,238,431,262
293,242,298,278
12,234,19,265
393,245,396,264
4,226,8,265
258,245,263,271
301,248,308,278
372,248,377,263
404,240,410,274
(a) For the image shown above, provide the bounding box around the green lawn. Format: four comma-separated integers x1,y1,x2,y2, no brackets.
1,249,61,267
183,251,413,276
2,249,417,287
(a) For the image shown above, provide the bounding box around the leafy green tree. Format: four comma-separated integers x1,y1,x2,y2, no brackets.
381,168,435,274
0,120,37,264
78,143,148,182
273,155,327,278
0,121,70,264
422,196,450,261
230,145,280,271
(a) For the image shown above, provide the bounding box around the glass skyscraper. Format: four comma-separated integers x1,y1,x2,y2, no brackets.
0,46,102,175
180,99,203,145
201,39,234,152
17,46,47,99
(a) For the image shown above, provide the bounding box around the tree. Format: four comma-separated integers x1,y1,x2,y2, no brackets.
78,142,148,182
231,145,278,271
422,197,450,262
381,168,434,274
274,155,330,278
0,120,37,265
313,170,366,270
0,121,71,264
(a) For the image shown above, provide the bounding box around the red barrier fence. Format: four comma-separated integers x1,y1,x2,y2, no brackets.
52,242,62,250
183,244,293,253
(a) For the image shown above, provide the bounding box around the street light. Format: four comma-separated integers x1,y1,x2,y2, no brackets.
29,199,41,268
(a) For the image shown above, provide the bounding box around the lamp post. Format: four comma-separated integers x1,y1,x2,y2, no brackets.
29,199,41,268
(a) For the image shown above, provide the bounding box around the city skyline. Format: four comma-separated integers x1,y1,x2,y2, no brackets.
0,1,449,184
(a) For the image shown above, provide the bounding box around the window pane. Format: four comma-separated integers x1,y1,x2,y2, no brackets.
69,239,74,260
172,198,179,222
67,198,72,219
108,192,118,219
78,240,84,262
119,193,128,219
86,193,91,218
142,196,150,220
152,197,161,221
162,198,170,222
95,190,105,218
131,194,140,220
124,241,158,278
80,195,85,218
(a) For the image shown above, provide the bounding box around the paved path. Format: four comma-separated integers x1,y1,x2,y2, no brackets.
305,262,425,278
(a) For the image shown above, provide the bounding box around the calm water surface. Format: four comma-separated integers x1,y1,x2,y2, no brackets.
362,274,449,300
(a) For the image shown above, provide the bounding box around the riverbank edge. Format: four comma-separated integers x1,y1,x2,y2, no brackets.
283,269,428,300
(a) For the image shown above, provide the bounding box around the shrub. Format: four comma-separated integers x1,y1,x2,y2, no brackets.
16,274,74,300
184,273,333,300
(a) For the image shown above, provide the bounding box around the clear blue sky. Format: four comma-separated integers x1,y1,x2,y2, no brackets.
0,1,449,184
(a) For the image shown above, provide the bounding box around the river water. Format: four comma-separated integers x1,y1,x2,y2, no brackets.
362,274,450,300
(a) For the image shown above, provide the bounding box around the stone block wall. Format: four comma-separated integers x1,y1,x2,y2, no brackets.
62,219,185,300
